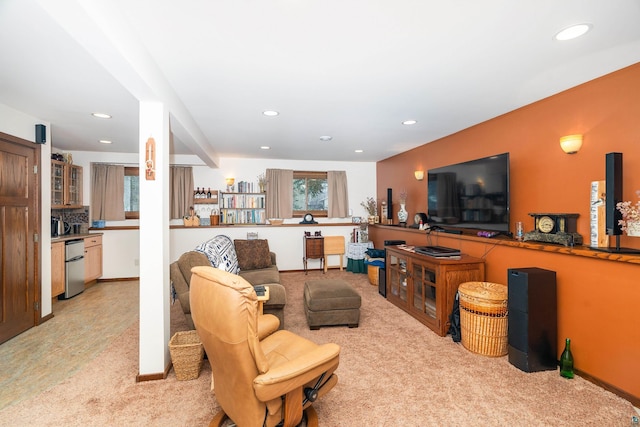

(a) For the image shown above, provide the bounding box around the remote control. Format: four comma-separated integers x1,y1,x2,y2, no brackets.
254,285,266,296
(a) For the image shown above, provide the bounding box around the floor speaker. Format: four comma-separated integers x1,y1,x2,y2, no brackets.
378,267,386,297
605,152,622,236
507,267,557,372
386,188,392,219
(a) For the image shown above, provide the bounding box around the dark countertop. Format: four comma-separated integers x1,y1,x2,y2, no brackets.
51,232,103,243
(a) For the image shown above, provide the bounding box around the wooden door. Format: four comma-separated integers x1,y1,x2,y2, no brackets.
0,132,39,344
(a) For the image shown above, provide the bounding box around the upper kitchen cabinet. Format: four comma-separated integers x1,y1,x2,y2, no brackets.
51,160,83,209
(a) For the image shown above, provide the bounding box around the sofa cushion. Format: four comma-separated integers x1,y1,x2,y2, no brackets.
195,235,239,274
234,239,272,271
239,267,280,286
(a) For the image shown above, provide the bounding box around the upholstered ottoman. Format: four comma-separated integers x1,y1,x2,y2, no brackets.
304,279,361,330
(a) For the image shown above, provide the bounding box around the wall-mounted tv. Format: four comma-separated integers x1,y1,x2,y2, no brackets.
427,153,510,232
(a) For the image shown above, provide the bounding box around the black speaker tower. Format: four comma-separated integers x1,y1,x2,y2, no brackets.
605,152,622,236
386,188,392,220
507,268,557,373
591,152,640,254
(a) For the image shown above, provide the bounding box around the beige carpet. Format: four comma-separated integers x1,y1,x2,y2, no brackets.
0,270,636,426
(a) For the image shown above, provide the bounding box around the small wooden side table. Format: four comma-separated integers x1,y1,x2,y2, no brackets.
303,236,325,274
256,286,270,315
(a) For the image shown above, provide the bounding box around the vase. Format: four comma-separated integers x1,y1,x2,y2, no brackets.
627,221,640,237
398,203,408,223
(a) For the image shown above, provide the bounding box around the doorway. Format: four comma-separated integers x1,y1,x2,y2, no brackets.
0,132,40,344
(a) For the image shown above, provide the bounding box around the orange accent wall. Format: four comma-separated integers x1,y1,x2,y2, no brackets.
374,62,640,403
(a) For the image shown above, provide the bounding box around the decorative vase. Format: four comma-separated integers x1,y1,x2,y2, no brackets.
627,221,640,237
398,203,408,223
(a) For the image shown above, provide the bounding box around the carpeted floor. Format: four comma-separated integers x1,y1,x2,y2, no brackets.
0,270,637,426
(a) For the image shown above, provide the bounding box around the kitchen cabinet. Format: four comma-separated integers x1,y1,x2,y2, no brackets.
84,235,103,283
51,241,65,297
51,160,83,208
386,246,485,336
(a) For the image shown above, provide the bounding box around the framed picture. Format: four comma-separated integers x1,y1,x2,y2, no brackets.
352,216,362,224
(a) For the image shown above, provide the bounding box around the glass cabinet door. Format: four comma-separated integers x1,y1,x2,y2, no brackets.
67,165,82,206
411,263,437,322
51,161,65,206
388,253,408,303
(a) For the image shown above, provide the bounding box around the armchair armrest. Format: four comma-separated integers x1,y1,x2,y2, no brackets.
257,314,280,340
253,343,340,402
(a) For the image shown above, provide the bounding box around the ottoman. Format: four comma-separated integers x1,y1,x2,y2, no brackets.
304,279,361,330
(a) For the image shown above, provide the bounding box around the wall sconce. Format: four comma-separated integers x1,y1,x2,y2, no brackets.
559,134,583,154
414,170,424,181
225,177,235,191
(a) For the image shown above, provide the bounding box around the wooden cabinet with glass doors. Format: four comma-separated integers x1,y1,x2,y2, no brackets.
51,160,83,208
386,246,485,336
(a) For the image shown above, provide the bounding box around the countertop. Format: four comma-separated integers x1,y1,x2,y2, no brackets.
51,232,103,243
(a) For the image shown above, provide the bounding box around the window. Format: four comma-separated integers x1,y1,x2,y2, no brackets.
124,167,139,219
293,171,328,217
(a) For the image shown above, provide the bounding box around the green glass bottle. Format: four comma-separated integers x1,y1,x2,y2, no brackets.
560,338,574,379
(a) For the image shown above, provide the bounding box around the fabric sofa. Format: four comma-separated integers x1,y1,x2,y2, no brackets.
170,236,286,329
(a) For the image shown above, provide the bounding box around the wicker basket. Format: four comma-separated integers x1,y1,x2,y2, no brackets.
169,330,204,380
367,265,379,286
458,281,508,357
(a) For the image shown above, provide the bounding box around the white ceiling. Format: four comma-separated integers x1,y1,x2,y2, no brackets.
2,0,640,167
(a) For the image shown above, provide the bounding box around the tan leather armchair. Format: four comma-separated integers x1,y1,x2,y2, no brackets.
190,266,340,427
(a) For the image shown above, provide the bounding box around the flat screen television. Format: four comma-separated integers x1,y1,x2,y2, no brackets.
427,153,510,232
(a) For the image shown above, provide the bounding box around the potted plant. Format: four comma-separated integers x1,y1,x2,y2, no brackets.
616,190,640,236
360,197,378,224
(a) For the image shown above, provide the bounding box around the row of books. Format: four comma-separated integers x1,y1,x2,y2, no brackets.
219,209,266,224
233,181,261,194
220,194,265,209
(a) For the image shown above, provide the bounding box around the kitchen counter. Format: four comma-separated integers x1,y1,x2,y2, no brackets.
51,232,103,243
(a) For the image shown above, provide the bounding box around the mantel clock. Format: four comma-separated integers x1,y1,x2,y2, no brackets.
523,213,583,246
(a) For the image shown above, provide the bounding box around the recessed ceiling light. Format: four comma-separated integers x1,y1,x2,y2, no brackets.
260,146,271,150
402,120,417,125
262,110,279,116
355,149,364,153
99,140,112,144
319,136,333,141
554,23,592,41
92,112,112,119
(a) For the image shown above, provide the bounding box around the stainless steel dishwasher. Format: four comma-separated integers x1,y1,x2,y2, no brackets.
61,239,85,299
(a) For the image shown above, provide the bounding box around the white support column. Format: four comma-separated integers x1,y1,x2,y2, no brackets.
138,102,171,377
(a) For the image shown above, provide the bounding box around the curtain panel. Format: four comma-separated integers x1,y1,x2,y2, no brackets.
91,164,125,220
265,169,293,219
170,166,194,219
327,170,349,218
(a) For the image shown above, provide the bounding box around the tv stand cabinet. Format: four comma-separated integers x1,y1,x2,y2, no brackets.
385,246,485,336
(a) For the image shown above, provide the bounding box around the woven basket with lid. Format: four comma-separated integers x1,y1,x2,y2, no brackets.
458,281,508,357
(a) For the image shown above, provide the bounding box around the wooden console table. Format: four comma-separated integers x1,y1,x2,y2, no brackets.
386,246,485,336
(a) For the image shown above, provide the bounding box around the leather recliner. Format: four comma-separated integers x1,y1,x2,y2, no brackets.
190,266,340,427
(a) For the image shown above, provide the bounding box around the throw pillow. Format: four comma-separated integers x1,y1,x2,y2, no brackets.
234,239,272,271
194,235,239,274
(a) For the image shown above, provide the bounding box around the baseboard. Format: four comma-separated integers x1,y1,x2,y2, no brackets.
97,277,139,282
576,368,639,407
39,312,54,325
136,361,171,382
